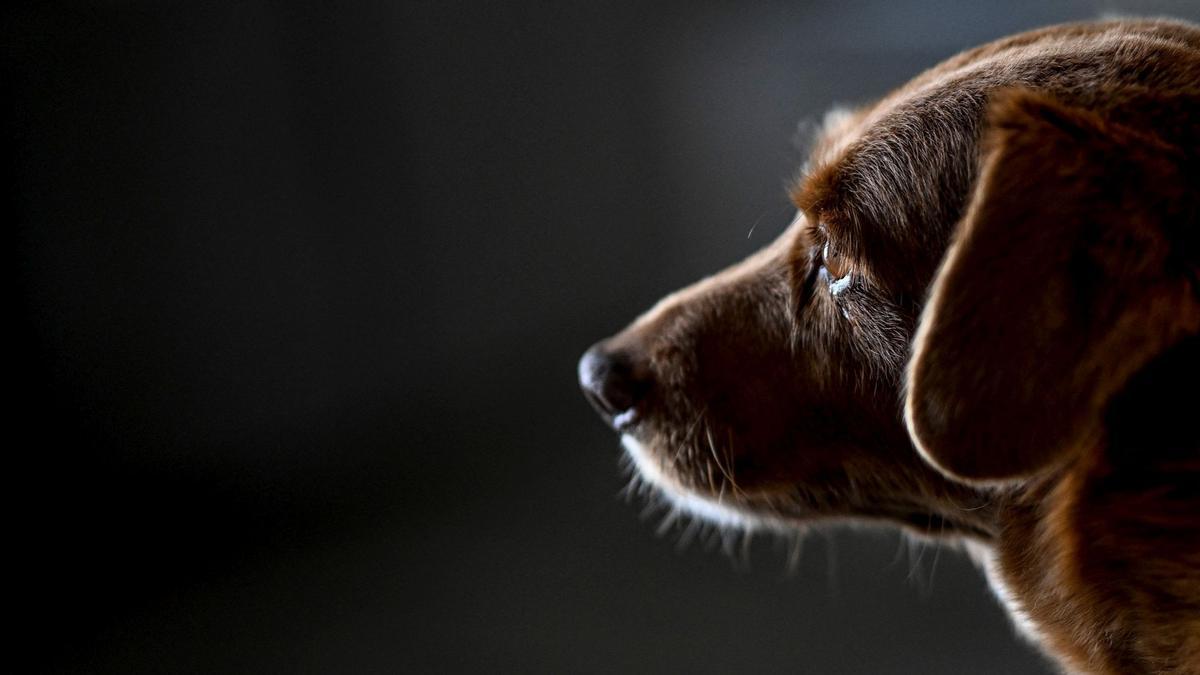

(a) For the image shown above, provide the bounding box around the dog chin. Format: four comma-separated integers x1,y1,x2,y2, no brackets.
620,433,771,532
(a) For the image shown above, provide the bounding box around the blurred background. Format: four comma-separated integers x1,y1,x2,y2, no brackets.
11,1,1200,672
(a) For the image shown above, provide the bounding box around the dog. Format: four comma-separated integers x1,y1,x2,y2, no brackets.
578,19,1200,675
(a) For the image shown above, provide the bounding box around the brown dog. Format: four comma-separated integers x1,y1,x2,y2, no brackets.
579,19,1200,675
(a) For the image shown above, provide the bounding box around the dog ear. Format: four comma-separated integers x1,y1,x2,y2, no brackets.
905,89,1200,484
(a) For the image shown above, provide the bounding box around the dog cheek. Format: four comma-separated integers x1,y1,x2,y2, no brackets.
805,284,914,392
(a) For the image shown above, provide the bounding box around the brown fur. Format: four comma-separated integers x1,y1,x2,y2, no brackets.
581,19,1200,674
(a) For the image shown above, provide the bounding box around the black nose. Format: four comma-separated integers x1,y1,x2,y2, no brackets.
578,342,650,428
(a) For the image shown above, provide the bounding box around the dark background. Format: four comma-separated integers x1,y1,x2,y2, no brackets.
11,1,1200,672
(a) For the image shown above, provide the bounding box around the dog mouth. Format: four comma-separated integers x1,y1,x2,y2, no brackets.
619,432,998,542
603,402,642,432
578,367,648,429
580,388,641,432
621,433,769,531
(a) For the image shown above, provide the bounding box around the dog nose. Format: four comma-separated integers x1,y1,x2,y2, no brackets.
578,342,650,427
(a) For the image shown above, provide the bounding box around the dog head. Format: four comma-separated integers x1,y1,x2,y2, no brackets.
579,19,1199,543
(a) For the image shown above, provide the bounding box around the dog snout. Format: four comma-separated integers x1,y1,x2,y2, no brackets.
578,341,651,429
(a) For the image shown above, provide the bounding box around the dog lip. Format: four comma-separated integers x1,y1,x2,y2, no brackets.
611,408,639,431
580,384,642,432
581,385,615,417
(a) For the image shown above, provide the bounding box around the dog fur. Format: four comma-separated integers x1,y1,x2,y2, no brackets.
580,19,1200,674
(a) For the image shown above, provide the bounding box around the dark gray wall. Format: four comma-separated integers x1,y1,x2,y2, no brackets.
11,1,1200,672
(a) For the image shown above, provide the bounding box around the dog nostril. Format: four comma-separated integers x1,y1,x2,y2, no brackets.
578,343,650,425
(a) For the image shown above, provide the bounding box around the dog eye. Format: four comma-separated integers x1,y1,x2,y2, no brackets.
820,240,853,293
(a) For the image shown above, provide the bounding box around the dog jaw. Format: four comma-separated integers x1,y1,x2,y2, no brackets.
621,434,778,532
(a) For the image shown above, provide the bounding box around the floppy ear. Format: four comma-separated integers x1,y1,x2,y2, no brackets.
905,89,1200,484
